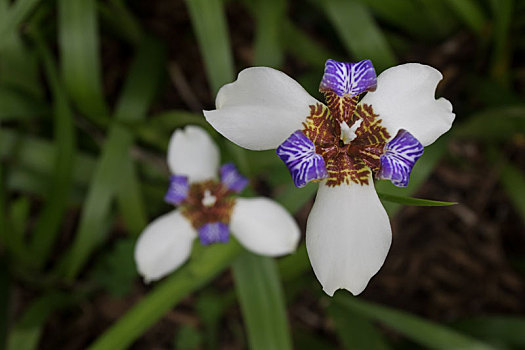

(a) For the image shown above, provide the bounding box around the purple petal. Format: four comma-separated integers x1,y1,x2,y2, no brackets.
377,129,424,187
319,59,377,97
276,130,328,188
164,175,189,205
198,222,229,245
220,163,249,193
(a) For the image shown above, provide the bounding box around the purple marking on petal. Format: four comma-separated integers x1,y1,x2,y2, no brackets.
220,163,249,193
198,222,229,245
276,130,328,188
319,59,377,97
378,129,424,187
164,175,189,205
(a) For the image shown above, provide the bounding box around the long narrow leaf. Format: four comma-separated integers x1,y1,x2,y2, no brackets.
328,301,390,350
252,0,286,67
321,0,396,72
58,38,165,280
334,295,494,350
87,241,243,350
29,30,76,268
58,0,109,123
377,193,456,207
0,0,41,48
233,253,292,350
185,0,234,93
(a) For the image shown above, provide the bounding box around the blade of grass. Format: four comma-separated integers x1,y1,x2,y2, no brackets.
453,105,525,141
327,301,391,350
0,87,47,121
58,0,109,124
374,136,449,215
282,21,341,72
499,161,525,221
0,256,9,350
489,0,513,85
321,0,396,72
452,316,525,347
354,0,435,40
377,193,456,207
0,0,41,49
444,0,487,34
58,38,165,280
87,241,243,350
334,295,494,350
6,292,73,350
98,0,143,47
252,0,286,67
185,0,234,93
29,29,76,268
233,253,293,350
116,157,148,237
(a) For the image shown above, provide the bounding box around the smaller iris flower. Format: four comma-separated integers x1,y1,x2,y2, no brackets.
204,60,455,295
135,126,300,282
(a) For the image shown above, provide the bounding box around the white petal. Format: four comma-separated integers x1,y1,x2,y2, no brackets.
134,210,197,282
230,197,300,256
306,181,392,296
167,126,220,183
360,63,455,146
204,67,320,150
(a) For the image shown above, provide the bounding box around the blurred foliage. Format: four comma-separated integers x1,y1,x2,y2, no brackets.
0,0,524,349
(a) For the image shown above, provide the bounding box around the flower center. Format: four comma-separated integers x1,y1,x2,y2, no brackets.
180,180,235,229
201,189,217,207
301,94,390,187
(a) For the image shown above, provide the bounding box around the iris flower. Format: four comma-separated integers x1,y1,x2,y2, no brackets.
204,60,455,295
135,126,300,282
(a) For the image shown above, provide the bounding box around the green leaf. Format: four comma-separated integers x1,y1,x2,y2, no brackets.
282,21,341,72
185,0,234,93
499,161,525,221
378,192,457,207
353,0,435,40
489,0,513,85
7,292,73,350
58,0,109,123
0,86,47,121
321,0,396,72
453,105,525,141
275,182,317,213
443,0,487,34
116,157,148,237
28,29,76,268
233,253,293,350
334,295,495,350
252,0,286,67
91,238,137,297
175,324,203,350
327,301,390,350
0,0,41,49
87,241,242,350
0,256,9,350
452,316,525,347
58,38,165,280
375,137,449,216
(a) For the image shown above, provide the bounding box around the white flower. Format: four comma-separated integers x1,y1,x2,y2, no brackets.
204,60,455,295
134,126,301,282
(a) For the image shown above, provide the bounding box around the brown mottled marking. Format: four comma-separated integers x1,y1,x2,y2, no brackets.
301,94,390,187
181,180,235,229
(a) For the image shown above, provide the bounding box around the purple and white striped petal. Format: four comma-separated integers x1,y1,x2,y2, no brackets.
220,163,249,193
164,175,189,205
377,129,424,187
276,131,328,188
198,222,230,245
319,59,377,97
